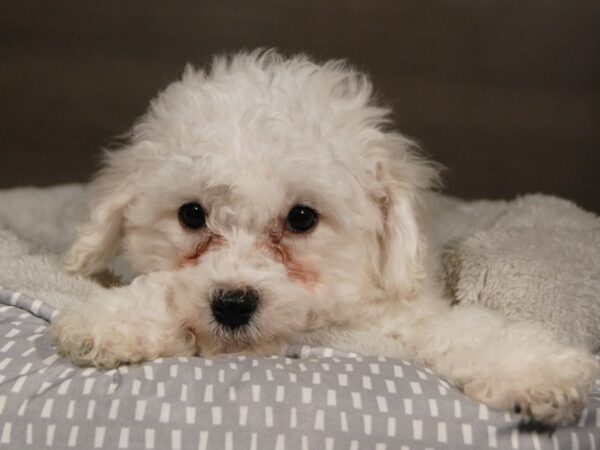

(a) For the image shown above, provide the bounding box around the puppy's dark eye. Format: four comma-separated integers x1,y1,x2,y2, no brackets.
286,205,318,233
178,202,206,230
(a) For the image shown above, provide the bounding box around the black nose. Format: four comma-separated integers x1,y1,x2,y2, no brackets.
210,288,259,330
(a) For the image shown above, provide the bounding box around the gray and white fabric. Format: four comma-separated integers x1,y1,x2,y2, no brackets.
1,286,600,449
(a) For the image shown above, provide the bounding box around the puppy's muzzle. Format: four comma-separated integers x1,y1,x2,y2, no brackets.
210,288,259,330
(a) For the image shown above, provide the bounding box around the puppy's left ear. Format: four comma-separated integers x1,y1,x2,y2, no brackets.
372,134,439,301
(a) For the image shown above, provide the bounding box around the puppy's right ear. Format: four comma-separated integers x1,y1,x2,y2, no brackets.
65,150,137,276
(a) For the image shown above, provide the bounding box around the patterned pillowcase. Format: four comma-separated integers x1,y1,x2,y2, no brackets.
0,287,598,449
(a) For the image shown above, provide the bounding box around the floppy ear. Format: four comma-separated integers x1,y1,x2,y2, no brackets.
65,149,138,276
374,134,439,301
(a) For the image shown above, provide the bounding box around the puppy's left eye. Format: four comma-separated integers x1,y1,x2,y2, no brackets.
286,205,318,233
178,202,206,230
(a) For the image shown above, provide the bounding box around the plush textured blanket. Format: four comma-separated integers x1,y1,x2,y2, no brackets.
0,184,599,449
439,194,600,352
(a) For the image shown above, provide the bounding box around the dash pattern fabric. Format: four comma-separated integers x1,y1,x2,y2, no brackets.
1,286,599,449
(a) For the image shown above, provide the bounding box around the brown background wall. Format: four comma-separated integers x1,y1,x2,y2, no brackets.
2,0,599,211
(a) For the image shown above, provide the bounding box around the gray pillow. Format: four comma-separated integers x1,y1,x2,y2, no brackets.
1,286,599,450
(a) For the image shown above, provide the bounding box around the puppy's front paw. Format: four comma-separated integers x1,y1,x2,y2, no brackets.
50,308,135,368
50,300,197,368
464,349,599,425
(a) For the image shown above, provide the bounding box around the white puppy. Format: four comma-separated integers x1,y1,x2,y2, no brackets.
51,50,598,425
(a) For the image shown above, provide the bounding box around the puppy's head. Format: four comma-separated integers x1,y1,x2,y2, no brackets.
66,50,438,355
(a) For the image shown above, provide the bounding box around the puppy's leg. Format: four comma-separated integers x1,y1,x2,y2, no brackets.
50,273,196,368
296,329,414,357
413,304,599,425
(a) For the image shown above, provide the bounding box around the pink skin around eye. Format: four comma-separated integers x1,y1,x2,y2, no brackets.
176,234,226,268
263,229,320,289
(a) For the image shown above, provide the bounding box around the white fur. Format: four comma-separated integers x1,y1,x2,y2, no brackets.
51,50,599,425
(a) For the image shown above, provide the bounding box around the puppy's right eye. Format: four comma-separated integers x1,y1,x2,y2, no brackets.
286,205,318,233
178,202,206,230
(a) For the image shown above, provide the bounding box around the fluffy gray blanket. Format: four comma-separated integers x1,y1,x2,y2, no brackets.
0,184,598,351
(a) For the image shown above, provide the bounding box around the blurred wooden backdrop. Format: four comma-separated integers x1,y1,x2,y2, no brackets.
2,0,599,211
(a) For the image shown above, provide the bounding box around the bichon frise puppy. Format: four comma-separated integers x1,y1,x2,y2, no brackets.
51,50,598,425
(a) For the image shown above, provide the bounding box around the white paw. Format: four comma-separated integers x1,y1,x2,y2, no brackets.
51,308,137,368
464,349,599,425
50,304,196,368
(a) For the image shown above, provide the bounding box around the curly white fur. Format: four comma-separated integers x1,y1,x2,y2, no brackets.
51,49,599,425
